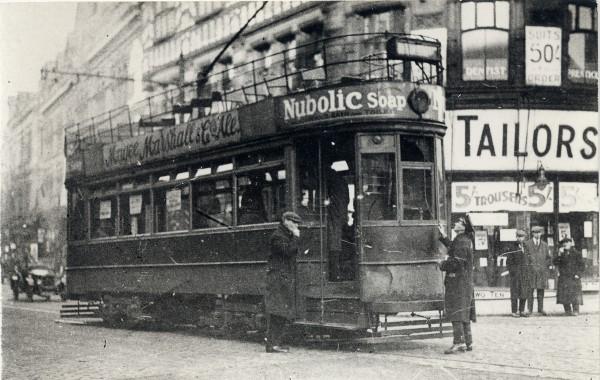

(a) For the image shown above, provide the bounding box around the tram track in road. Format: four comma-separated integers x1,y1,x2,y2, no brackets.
379,351,599,380
2,303,59,315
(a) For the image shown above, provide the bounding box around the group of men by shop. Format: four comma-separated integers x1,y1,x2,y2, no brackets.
506,226,585,317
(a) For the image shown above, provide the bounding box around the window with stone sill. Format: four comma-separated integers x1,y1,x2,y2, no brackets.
568,4,598,85
461,1,510,81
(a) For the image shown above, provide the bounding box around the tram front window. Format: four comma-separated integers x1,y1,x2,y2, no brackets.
360,153,397,221
400,135,435,221
402,169,434,220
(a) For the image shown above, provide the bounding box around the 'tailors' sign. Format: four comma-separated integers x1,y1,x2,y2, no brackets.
446,110,598,172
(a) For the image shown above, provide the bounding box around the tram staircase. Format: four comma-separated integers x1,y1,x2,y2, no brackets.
59,301,102,322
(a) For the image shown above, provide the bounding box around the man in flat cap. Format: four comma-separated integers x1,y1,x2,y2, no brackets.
524,226,552,316
264,211,302,353
507,229,530,317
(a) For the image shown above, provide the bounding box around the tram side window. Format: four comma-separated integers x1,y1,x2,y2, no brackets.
155,185,190,232
401,136,435,221
91,197,116,238
119,192,151,235
69,190,87,240
237,168,286,225
192,178,233,228
360,153,397,221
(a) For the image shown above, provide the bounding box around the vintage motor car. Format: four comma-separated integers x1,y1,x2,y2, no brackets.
10,265,66,301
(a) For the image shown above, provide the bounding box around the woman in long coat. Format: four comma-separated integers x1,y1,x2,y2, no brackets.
439,217,476,354
553,238,585,316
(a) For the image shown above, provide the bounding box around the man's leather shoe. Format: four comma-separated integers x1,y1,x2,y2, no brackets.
520,312,530,318
538,310,547,316
444,343,466,354
572,311,579,316
511,313,520,318
466,344,473,351
266,345,289,353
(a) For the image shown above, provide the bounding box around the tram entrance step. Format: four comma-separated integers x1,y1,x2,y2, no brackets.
59,301,101,319
293,319,362,331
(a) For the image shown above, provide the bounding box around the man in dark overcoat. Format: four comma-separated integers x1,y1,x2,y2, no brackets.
524,226,552,315
506,229,531,317
439,217,476,354
553,238,585,316
264,211,302,353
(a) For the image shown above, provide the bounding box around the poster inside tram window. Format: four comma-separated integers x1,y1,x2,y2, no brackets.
166,189,182,212
99,200,112,219
129,194,143,215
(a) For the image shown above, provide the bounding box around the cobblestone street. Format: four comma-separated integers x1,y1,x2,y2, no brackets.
2,285,599,380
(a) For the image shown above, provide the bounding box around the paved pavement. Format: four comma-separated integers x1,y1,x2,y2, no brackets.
2,284,599,380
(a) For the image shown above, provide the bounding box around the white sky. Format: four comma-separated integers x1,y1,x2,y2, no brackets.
0,1,77,124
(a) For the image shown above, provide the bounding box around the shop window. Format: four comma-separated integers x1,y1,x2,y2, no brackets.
461,1,510,81
154,184,190,232
237,167,286,225
69,190,87,241
192,178,233,229
363,9,402,34
568,4,598,84
91,197,116,238
119,192,151,236
400,136,435,221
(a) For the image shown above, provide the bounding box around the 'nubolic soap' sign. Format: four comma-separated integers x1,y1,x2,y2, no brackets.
101,110,240,172
276,82,445,127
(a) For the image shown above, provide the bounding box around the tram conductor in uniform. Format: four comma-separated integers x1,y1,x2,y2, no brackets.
264,211,302,353
438,217,476,354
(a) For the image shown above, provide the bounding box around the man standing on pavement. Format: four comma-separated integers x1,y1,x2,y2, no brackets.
507,229,530,317
524,226,552,316
264,211,302,353
439,217,476,354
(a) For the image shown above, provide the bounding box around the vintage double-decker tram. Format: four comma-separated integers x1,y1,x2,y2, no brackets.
64,33,449,337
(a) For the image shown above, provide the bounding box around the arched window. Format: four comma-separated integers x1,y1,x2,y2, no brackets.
461,1,510,81
567,4,598,85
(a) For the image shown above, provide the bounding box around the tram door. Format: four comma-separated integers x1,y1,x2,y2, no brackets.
295,135,357,302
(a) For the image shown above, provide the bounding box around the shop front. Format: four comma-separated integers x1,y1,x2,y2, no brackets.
445,109,598,288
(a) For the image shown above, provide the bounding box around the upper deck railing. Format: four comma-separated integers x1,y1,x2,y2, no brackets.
64,33,442,154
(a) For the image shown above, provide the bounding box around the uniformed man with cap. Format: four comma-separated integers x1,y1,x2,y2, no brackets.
264,211,302,353
524,225,552,316
507,229,530,317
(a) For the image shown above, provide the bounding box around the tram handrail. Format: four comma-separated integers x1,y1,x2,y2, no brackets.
64,33,442,154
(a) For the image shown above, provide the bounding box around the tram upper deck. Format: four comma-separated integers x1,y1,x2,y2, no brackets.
64,33,445,181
